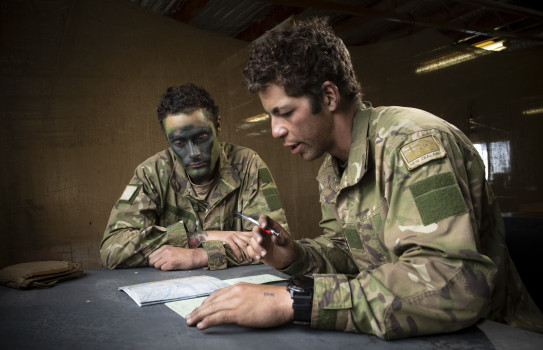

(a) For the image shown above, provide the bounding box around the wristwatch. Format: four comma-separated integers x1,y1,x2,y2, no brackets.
286,275,314,325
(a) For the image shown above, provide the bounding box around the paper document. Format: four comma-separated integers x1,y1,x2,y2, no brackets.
166,273,286,317
119,275,230,307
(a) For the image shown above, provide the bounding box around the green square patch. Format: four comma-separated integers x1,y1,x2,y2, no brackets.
410,173,468,226
262,187,283,211
258,168,273,184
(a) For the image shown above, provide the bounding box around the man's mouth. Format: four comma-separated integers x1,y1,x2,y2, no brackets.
189,161,207,168
287,143,302,155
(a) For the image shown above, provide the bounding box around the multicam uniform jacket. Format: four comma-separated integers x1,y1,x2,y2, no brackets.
101,142,288,270
282,104,542,339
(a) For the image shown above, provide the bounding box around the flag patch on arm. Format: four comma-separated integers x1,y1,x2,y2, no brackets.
399,135,446,170
118,184,141,204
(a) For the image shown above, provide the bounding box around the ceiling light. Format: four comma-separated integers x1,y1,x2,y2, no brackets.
415,50,487,74
523,107,543,116
472,38,506,51
243,113,269,123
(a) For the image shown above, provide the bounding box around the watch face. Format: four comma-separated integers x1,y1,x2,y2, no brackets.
290,275,314,290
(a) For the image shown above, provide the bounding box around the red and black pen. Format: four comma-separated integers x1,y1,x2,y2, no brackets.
234,211,280,237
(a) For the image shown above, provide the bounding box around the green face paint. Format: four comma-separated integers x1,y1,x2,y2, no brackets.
165,110,220,185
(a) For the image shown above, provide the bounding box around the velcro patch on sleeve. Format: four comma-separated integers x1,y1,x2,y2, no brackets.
258,168,273,184
410,173,468,226
262,187,283,211
118,184,141,204
399,135,446,170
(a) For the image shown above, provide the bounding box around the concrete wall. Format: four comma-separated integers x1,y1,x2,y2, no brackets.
1,0,542,269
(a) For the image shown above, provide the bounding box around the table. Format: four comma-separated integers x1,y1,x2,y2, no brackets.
1,264,542,350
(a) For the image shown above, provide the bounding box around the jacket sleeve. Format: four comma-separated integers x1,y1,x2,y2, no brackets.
100,163,189,269
236,152,290,234
283,129,498,339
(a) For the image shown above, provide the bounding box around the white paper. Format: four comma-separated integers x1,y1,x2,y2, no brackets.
119,275,230,307
165,273,286,317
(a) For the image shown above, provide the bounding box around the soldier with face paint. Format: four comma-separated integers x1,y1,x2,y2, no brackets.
186,18,542,337
100,83,289,271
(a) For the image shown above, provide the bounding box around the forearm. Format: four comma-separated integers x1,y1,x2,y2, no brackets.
310,249,496,339
101,221,189,268
281,238,358,276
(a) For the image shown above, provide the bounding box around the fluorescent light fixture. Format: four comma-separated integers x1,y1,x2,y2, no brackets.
472,38,506,51
523,107,543,116
416,37,506,74
416,50,488,74
243,113,270,123
236,113,271,131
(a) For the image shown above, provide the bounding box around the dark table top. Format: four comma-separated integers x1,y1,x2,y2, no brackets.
1,264,542,350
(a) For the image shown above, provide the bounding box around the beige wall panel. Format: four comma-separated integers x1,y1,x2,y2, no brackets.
0,0,323,269
3,1,541,270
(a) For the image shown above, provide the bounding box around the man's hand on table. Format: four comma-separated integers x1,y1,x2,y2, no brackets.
186,283,293,329
148,246,208,270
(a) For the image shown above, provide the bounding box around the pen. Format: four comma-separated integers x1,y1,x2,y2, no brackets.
234,211,280,236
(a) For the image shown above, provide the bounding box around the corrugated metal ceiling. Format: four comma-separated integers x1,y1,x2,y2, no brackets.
129,0,543,49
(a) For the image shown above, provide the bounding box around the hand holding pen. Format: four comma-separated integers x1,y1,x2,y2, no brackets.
234,211,280,236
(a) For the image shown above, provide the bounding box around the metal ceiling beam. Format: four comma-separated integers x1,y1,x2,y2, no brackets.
452,0,543,20
170,0,210,22
236,5,305,42
264,0,543,43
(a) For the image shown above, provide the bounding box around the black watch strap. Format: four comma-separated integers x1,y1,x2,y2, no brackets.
287,275,314,325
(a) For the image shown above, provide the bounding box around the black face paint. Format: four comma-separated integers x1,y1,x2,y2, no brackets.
165,113,220,184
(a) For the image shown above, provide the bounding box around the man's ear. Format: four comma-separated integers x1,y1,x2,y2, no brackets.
321,81,340,112
215,115,222,137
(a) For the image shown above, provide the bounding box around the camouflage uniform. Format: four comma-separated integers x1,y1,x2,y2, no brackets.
282,104,542,339
101,142,288,270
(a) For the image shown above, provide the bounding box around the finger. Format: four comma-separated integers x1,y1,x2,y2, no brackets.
251,225,266,245
249,229,267,260
225,239,243,261
148,253,160,267
259,215,283,237
196,309,237,330
246,244,258,260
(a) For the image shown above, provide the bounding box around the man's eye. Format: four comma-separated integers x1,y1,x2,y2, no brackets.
196,134,208,142
281,110,293,117
173,140,186,147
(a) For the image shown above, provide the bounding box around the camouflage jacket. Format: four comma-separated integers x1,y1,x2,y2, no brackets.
101,142,288,270
282,104,542,338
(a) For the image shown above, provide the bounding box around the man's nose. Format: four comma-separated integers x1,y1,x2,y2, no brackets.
188,141,201,159
271,116,287,139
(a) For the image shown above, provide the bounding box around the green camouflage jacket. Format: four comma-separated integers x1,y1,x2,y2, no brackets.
101,142,288,270
282,104,542,339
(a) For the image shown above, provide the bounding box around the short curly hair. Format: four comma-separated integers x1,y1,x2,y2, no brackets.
157,83,219,131
243,17,362,113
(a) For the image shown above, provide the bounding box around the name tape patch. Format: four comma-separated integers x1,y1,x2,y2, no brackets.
399,135,446,170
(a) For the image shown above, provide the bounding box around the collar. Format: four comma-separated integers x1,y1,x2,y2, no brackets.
317,103,372,204
170,142,241,209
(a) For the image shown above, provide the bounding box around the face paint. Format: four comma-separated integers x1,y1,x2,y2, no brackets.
164,109,220,185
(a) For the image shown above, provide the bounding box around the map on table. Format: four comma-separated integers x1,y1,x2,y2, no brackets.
119,275,229,306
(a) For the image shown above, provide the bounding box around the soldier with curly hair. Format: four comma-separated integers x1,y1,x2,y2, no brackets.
101,83,289,271
187,18,542,338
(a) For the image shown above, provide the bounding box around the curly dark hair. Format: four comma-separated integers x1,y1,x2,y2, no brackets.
157,83,219,131
243,17,362,113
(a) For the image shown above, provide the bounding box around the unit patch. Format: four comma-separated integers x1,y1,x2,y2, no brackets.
399,135,446,170
118,184,141,204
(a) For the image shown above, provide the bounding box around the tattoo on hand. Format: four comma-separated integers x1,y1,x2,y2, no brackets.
188,230,208,248
264,292,275,297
